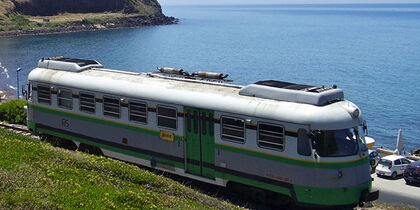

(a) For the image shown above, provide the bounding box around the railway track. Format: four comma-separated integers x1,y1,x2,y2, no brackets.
0,122,37,138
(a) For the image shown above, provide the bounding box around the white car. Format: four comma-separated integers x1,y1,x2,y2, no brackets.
376,155,412,179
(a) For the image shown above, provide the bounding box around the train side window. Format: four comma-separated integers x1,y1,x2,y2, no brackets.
297,128,311,156
57,88,73,109
79,92,95,113
157,105,177,130
221,116,245,143
37,84,51,104
129,101,147,123
28,83,33,101
258,123,284,151
103,96,120,118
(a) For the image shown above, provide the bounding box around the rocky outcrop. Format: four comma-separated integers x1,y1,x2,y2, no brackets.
0,0,177,36
10,0,162,16
1,0,163,17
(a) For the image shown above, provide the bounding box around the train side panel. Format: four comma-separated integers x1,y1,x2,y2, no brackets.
27,78,373,207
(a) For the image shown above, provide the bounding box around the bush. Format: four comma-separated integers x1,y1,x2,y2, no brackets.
0,99,27,125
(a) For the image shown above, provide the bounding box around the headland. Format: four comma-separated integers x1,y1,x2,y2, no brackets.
0,0,177,37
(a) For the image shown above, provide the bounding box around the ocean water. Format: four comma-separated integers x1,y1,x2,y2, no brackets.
0,4,419,151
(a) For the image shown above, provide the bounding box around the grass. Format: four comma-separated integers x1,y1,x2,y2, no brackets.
27,12,138,24
0,12,143,31
0,127,240,209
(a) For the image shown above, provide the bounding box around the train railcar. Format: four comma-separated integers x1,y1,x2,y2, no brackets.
26,57,378,207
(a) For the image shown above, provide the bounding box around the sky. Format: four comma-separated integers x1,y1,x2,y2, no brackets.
159,0,420,5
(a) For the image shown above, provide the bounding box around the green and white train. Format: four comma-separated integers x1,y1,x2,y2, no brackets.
27,57,378,207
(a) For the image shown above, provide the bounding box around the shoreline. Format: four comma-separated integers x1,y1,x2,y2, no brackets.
0,89,15,102
0,15,178,38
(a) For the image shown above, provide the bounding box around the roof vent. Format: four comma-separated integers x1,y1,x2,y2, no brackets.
239,80,344,106
37,56,103,72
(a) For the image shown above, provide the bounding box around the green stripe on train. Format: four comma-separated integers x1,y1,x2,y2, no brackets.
29,104,368,169
293,183,370,206
214,170,292,196
36,127,185,170
29,104,184,141
215,142,368,169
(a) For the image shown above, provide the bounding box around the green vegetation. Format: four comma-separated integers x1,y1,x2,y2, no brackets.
0,127,239,209
0,99,27,125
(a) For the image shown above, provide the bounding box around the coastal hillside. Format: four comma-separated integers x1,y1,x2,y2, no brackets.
0,0,176,35
1,0,162,17
0,127,239,209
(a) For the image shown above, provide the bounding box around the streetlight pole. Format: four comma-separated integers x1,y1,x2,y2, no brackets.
16,67,22,99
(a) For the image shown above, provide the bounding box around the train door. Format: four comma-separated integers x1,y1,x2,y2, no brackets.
184,107,215,179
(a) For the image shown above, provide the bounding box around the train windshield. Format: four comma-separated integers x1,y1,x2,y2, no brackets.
312,128,359,157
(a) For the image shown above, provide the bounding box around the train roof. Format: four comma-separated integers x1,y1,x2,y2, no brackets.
28,58,363,130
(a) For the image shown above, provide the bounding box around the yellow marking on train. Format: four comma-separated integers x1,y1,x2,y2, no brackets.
95,97,103,100
160,131,174,142
30,104,184,138
215,142,364,164
286,130,297,133
121,101,128,104
72,93,79,96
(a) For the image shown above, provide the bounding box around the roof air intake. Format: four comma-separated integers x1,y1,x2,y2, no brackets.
38,56,103,72
239,80,344,106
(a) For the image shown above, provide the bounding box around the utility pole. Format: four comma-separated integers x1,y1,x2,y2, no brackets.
16,67,22,99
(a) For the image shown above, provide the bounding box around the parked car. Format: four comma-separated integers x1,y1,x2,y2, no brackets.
376,155,412,179
403,161,420,184
369,150,381,168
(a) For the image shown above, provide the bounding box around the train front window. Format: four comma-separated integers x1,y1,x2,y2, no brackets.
311,128,359,157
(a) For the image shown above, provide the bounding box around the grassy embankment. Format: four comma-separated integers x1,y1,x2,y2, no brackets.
0,12,147,32
0,127,239,209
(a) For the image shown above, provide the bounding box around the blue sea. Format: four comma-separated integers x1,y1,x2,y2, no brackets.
1,4,419,151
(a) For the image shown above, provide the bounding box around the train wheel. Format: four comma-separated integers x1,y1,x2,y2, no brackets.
227,182,292,207
59,138,78,151
39,134,49,142
78,143,103,156
252,188,267,203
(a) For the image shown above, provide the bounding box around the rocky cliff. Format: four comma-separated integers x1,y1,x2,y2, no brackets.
1,0,163,19
0,0,176,36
